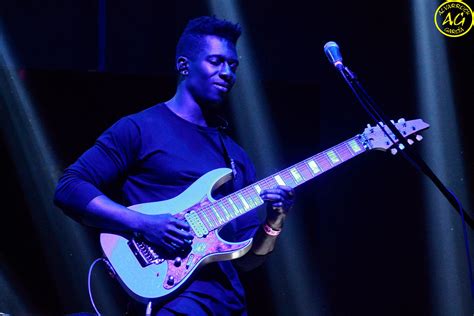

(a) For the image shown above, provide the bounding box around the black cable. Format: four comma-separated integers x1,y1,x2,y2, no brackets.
335,61,474,307
448,188,474,307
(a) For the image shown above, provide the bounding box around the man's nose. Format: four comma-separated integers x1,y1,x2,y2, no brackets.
219,63,234,81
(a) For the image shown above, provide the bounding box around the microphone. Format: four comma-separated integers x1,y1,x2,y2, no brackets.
324,41,344,69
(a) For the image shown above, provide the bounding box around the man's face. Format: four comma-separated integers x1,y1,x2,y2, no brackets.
185,35,239,105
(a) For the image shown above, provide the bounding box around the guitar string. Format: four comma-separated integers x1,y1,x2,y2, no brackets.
196,136,364,230
199,136,363,228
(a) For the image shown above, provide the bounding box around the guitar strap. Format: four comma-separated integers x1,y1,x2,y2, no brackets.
217,124,238,182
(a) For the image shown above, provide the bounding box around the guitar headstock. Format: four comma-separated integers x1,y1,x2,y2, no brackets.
361,118,429,154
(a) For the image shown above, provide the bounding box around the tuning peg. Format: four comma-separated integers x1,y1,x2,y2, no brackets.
390,120,395,124
398,144,405,150
407,139,414,145
397,118,406,123
367,124,371,128
391,148,398,155
378,121,384,126
416,135,423,141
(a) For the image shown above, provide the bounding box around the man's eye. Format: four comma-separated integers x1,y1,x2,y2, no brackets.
209,58,221,65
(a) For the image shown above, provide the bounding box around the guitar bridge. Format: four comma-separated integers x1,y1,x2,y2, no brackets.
128,237,165,267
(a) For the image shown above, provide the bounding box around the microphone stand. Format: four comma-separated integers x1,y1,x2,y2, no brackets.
334,62,474,305
335,64,474,229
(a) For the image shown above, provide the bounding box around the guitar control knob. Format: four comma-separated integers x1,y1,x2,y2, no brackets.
167,276,175,285
174,257,182,267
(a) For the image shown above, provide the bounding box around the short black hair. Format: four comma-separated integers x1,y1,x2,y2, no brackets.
176,16,242,61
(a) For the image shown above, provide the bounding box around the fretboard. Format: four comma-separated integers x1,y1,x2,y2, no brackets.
196,135,368,230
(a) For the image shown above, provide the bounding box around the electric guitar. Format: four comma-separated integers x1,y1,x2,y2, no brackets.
100,118,429,303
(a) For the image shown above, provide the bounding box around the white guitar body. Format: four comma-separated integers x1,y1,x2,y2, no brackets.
100,168,253,303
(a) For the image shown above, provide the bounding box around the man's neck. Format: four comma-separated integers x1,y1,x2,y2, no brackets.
165,89,209,127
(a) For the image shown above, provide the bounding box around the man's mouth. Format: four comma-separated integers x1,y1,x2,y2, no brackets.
213,83,229,92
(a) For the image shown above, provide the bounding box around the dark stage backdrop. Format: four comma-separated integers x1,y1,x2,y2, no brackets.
1,1,473,315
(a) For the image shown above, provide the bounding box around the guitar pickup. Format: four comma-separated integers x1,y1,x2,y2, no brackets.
128,238,164,267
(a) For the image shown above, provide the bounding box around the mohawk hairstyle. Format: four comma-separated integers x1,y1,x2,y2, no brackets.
176,16,242,61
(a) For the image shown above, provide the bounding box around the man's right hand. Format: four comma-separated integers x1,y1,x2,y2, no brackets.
139,214,194,255
83,195,194,256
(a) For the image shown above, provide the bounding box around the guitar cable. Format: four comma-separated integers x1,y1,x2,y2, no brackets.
88,257,111,316
88,258,154,316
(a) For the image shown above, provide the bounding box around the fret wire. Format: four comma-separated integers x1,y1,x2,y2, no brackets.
199,207,215,230
245,189,263,207
336,142,352,158
241,187,254,199
289,166,305,185
203,206,218,228
231,194,245,214
237,193,251,211
262,177,277,189
347,136,364,156
342,141,355,158
295,161,312,178
224,196,237,216
227,199,241,217
307,157,324,174
209,205,223,224
205,201,230,227
226,197,241,216
220,196,238,218
296,163,313,181
218,201,234,222
344,143,355,159
208,204,221,223
243,192,258,209
286,169,300,187
217,202,232,221
278,170,293,187
242,189,263,208
332,144,345,161
209,203,223,226
200,207,214,230
325,149,341,165
315,155,332,170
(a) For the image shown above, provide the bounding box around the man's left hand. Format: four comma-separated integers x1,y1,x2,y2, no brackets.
260,185,295,230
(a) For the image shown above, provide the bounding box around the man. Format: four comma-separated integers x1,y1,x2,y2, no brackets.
54,16,294,315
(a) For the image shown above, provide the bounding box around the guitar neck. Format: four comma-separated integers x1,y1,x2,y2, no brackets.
196,135,368,230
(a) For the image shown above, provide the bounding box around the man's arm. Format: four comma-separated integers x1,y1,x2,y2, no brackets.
233,185,294,271
54,179,194,255
83,195,193,253
53,117,193,255
252,185,293,254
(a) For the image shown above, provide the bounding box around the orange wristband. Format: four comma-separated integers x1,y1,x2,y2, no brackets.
263,223,281,236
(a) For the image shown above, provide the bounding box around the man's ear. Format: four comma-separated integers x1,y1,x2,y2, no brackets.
176,56,189,75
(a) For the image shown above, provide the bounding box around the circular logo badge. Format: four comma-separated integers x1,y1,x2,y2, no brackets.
434,0,473,37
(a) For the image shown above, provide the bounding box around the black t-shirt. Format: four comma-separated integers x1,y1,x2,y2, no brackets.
55,103,261,314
